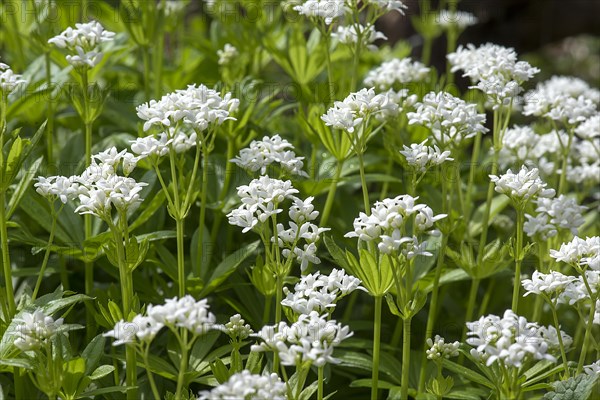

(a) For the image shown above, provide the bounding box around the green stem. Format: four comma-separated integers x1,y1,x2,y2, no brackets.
357,153,370,214
0,133,15,316
400,317,412,400
320,160,343,227
418,234,448,392
460,278,480,360
154,26,165,99
45,52,55,168
196,147,210,277
273,274,284,374
323,29,335,103
210,138,236,244
371,296,383,400
318,366,324,400
176,217,185,298
550,303,569,378
33,203,60,300
142,45,151,101
512,209,524,313
465,131,482,228
143,347,161,400
576,275,597,375
175,331,189,399
557,127,575,195
479,278,495,316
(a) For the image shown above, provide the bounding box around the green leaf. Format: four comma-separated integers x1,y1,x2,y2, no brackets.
6,156,43,219
81,335,106,375
468,196,510,237
441,359,495,390
543,374,599,400
210,358,231,384
199,240,259,297
77,386,130,398
89,365,115,381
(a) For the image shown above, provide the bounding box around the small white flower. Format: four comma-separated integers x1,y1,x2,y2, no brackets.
48,21,115,68
198,370,287,400
147,295,217,335
521,270,578,298
490,166,555,204
293,0,350,25
584,360,600,376
217,43,239,66
231,134,308,177
0,62,27,94
216,314,253,340
14,310,64,351
364,58,430,90
437,10,478,29
332,24,387,51
399,140,453,172
426,335,460,360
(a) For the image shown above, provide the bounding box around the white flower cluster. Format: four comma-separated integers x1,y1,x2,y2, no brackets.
489,166,555,205
497,126,565,173
281,269,362,315
276,196,330,271
466,310,569,368
48,21,115,68
252,311,352,367
364,58,430,90
332,24,387,52
345,195,446,256
104,295,217,346
521,271,578,300
215,314,253,341
35,147,147,219
399,140,454,172
575,114,600,140
322,88,399,133
159,0,188,16
231,134,308,177
437,10,478,30
136,84,239,132
524,195,586,240
524,76,599,126
0,62,27,94
426,335,460,361
293,0,350,25
550,236,599,270
407,91,488,146
217,43,239,66
14,309,64,351
448,43,539,109
364,0,407,14
584,360,600,376
198,370,287,400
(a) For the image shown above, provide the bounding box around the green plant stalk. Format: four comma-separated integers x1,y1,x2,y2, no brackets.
422,36,433,66
532,242,547,322
323,29,335,103
154,24,165,99
142,45,151,101
371,295,383,400
196,146,210,277
175,330,189,399
320,160,343,227
176,217,185,298
45,52,55,167
460,277,480,358
576,273,597,375
357,152,370,214
143,347,161,400
318,366,324,400
400,316,412,400
511,209,524,312
0,94,16,317
210,138,236,245
465,131,482,230
549,302,569,377
32,203,60,300
557,127,575,195
418,234,449,392
273,273,284,374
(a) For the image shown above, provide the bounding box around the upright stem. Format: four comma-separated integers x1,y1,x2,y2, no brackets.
550,303,569,378
210,138,236,245
400,317,412,400
273,274,284,374
143,347,161,400
323,30,335,103
0,97,15,316
576,274,597,375
511,209,524,313
318,366,325,400
460,278,480,352
465,131,482,227
142,45,151,101
557,128,575,195
418,234,449,392
196,148,210,277
175,331,189,399
371,296,383,400
154,27,165,99
45,52,55,168
357,153,370,214
33,204,59,300
320,160,343,227
176,217,185,298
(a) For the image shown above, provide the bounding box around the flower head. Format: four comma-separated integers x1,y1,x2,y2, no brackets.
48,21,115,68
490,166,555,205
14,309,64,351
0,62,27,94
231,134,308,177
198,370,287,400
426,335,460,360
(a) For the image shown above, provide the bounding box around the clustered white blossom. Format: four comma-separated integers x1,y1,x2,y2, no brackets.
321,88,399,132
136,84,239,132
448,43,539,109
345,195,446,256
584,360,600,376
130,126,199,159
159,0,188,16
0,62,27,94
399,140,454,172
524,195,586,240
426,335,460,361
292,0,350,25
217,43,239,66
48,21,115,68
252,311,352,367
281,269,363,315
521,271,578,300
466,310,569,368
35,147,147,219
575,114,600,140
364,58,430,90
437,10,478,30
407,91,488,146
215,314,253,341
489,166,555,205
227,177,328,271
524,76,599,126
231,134,308,177
549,236,599,269
364,0,407,14
332,24,387,51
104,295,217,346
13,309,64,351
197,370,287,400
